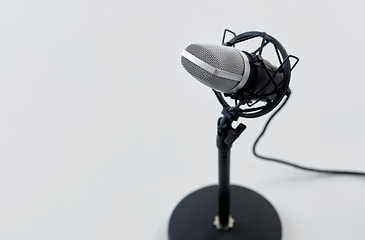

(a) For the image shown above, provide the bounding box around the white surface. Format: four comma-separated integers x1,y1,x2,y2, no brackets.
0,1,365,240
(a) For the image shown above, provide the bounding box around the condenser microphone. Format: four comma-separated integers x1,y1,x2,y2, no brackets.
181,44,283,101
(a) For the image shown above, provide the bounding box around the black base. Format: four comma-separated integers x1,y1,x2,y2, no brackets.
168,185,281,240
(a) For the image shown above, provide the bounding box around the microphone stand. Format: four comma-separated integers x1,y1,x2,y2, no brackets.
168,107,282,240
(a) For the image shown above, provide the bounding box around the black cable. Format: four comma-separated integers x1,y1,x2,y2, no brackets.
253,92,365,176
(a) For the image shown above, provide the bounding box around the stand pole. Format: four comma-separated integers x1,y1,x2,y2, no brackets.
217,116,232,228
218,148,231,226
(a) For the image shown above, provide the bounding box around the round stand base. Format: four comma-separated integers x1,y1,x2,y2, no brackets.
168,185,281,240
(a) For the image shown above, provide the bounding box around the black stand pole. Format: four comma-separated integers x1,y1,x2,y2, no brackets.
218,146,231,228
168,111,282,240
215,115,238,229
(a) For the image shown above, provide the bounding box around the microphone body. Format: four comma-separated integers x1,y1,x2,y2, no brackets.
181,44,283,102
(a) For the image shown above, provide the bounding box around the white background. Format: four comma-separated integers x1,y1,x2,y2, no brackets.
1,1,365,239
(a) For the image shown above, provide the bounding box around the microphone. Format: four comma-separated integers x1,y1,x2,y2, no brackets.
181,44,283,102
170,31,298,240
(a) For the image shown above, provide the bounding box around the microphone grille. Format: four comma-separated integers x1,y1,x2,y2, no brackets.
181,44,245,93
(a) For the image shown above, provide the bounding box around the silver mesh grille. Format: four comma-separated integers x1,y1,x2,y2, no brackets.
181,44,245,93
181,57,238,92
